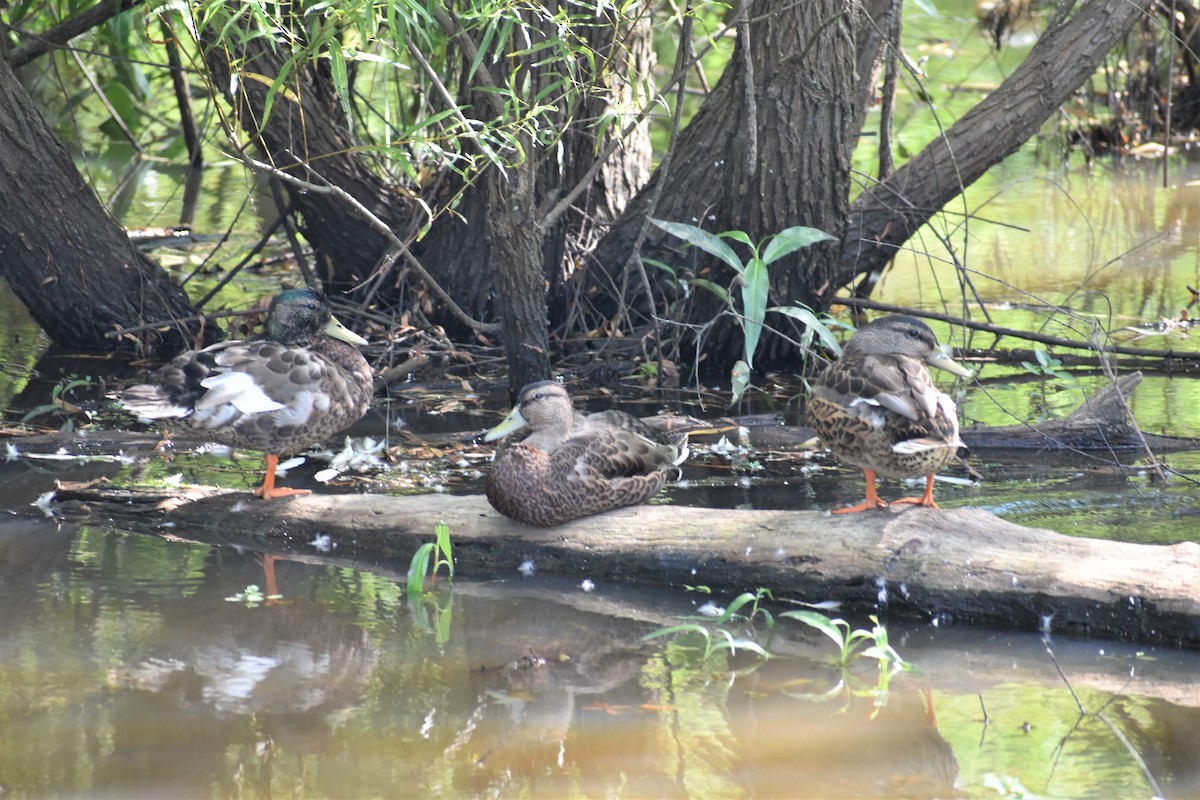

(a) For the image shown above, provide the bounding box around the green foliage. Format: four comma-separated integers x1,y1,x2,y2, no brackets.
1020,348,1076,383
643,588,908,686
406,520,454,599
224,583,280,607
405,521,454,646
779,611,907,672
647,219,839,403
21,375,98,432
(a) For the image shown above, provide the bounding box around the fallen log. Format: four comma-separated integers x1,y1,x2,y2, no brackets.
48,488,1200,647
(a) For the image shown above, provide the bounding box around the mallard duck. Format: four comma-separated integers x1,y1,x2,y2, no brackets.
118,286,374,500
807,315,973,514
483,381,688,526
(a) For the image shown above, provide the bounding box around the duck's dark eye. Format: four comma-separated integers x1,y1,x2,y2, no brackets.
907,328,921,339
532,392,544,401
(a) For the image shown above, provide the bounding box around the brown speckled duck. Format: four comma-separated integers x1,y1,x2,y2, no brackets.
483,381,687,526
118,287,374,500
808,315,972,514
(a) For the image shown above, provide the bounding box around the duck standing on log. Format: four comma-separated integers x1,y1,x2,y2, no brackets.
483,381,688,526
117,286,375,500
807,315,973,513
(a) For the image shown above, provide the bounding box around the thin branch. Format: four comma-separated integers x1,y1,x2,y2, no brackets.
1096,712,1166,799
836,297,1200,362
5,0,143,68
237,148,500,334
405,39,504,170
612,4,696,374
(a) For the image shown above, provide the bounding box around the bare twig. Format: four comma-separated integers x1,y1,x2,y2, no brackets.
1097,712,1166,798
236,149,500,334
611,5,696,378
836,297,1200,362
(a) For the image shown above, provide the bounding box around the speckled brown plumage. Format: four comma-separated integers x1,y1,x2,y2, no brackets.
118,287,373,499
484,381,687,526
808,316,972,513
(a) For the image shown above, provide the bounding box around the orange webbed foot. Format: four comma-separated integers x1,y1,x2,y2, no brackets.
832,468,890,514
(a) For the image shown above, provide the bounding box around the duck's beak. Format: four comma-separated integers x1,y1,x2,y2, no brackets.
927,345,974,378
325,315,369,346
484,405,528,442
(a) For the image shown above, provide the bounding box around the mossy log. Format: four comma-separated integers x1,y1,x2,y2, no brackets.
48,488,1200,647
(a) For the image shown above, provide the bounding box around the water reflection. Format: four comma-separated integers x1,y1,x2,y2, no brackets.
1,518,1196,798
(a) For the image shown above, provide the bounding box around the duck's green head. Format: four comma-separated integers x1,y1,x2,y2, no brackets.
266,287,368,347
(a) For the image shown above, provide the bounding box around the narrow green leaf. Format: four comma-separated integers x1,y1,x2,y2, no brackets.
642,623,712,642
435,520,454,577
406,542,434,598
769,305,843,356
741,257,768,367
719,638,770,659
730,359,751,405
780,610,846,648
328,45,352,131
649,218,745,274
761,226,836,266
721,229,753,248
690,277,731,306
643,257,677,280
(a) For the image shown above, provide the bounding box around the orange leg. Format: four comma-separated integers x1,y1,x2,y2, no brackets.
153,428,174,456
259,553,285,605
253,453,312,500
891,474,939,509
833,469,890,514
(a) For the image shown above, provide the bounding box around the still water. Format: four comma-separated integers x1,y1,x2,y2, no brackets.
1,517,1197,799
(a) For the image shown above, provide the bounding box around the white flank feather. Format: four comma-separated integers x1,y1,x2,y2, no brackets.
197,372,285,414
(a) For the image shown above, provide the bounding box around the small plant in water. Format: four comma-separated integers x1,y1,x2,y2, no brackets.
407,520,454,598
224,584,281,607
780,611,907,672
21,374,99,432
645,219,843,404
1020,348,1076,383
643,588,777,666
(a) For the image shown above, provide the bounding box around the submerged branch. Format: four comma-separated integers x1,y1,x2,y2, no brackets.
837,297,1200,365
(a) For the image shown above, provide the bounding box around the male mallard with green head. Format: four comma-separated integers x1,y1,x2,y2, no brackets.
118,286,374,500
483,381,687,526
808,315,973,514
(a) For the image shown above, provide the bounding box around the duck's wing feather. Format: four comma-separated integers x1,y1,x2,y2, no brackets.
822,353,942,425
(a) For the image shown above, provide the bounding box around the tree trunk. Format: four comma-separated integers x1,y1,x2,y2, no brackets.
199,30,405,296
487,137,552,390
835,0,1152,289
592,0,860,367
0,57,205,356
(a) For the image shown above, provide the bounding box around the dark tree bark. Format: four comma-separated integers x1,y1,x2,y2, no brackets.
197,4,654,374
592,0,859,367
590,0,1152,373
0,57,205,356
199,33,404,296
3,0,143,68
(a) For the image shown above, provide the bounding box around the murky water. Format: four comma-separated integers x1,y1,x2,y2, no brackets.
0,518,1196,799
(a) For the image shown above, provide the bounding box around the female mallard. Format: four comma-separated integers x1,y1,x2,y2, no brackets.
483,381,687,526
808,315,973,514
118,286,374,500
